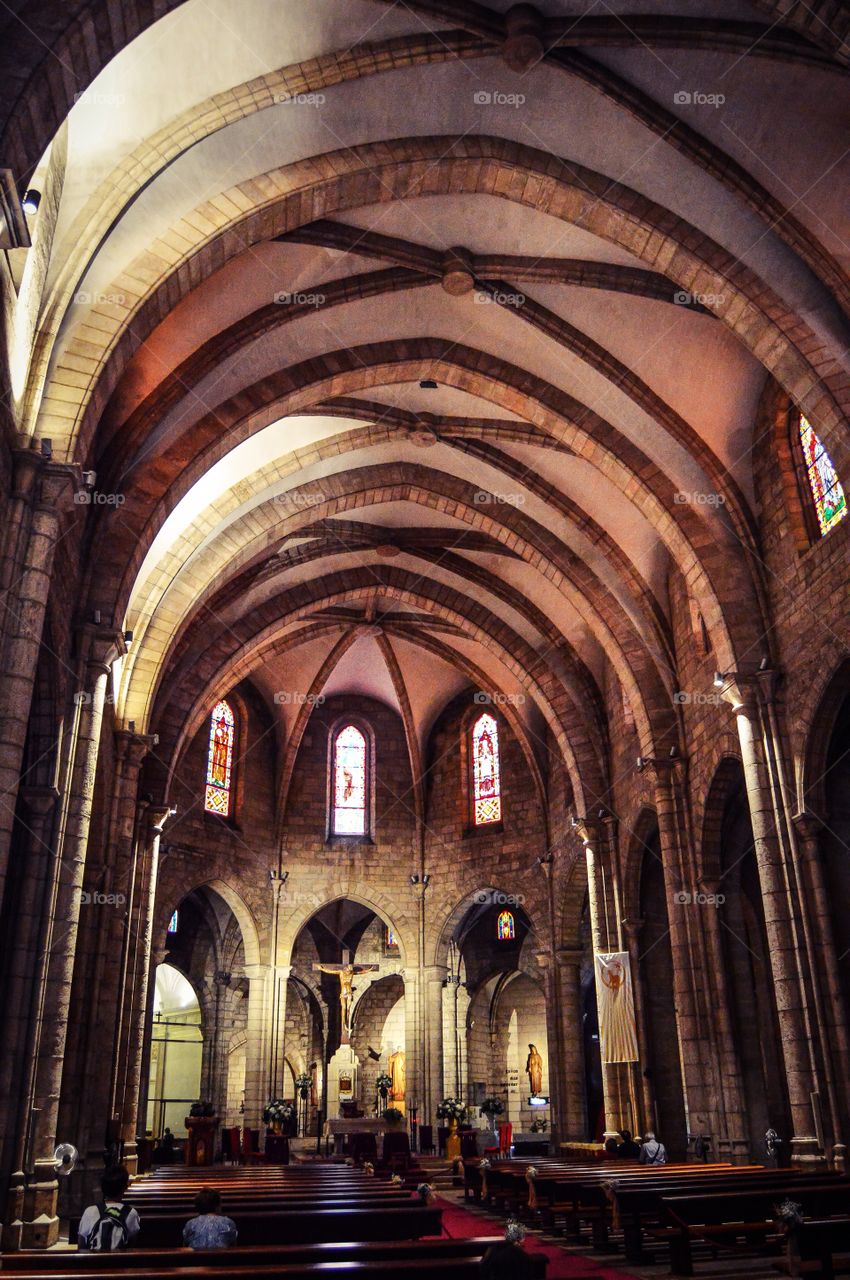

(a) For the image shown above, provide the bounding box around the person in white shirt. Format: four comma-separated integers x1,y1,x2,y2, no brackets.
639,1132,668,1165
78,1166,140,1250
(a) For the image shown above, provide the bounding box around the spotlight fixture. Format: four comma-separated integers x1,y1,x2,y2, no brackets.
713,672,725,689
22,189,40,215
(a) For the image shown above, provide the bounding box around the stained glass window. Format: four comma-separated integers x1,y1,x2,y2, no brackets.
472,712,502,825
168,909,179,934
497,910,515,941
385,925,398,949
204,699,235,816
799,413,847,536
332,724,367,835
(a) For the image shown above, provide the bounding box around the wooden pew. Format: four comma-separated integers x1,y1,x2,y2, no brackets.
661,1183,850,1275
0,1258,547,1280
135,1203,443,1247
780,1216,850,1278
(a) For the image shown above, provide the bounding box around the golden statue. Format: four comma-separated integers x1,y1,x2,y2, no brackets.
526,1043,543,1095
388,1046,405,1100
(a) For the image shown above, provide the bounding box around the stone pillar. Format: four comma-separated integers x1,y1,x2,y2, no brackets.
269,964,292,1100
116,804,175,1170
1,785,59,1250
723,678,825,1166
793,810,850,1164
243,964,271,1131
578,819,632,1137
20,627,124,1247
402,967,423,1125
621,919,655,1139
552,948,586,1140
421,964,446,1127
0,453,78,915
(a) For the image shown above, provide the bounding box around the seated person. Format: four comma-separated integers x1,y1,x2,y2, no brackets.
604,1136,620,1155
182,1187,238,1249
616,1128,641,1159
78,1165,140,1251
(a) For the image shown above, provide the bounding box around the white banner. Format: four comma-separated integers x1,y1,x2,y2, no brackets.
594,951,639,1063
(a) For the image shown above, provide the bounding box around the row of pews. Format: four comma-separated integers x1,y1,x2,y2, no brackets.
465,1155,850,1276
2,1164,547,1279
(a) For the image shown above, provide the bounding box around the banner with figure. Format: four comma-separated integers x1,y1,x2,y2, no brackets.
594,951,639,1062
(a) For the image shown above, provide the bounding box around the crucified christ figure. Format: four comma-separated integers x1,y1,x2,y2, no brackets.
313,957,379,1041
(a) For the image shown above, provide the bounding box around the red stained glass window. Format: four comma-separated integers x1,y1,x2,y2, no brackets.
799,413,847,536
497,910,515,941
332,724,367,835
472,712,502,825
204,699,235,816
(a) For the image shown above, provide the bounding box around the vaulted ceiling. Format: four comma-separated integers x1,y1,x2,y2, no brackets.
6,0,850,811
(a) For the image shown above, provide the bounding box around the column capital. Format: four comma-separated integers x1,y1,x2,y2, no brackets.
36,461,82,513
621,917,644,941
19,784,60,817
10,444,43,500
792,809,824,841
713,668,781,713
554,946,584,968
146,804,176,835
115,729,157,770
572,814,603,847
76,623,127,675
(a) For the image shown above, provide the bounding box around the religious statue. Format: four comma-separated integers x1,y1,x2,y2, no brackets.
526,1043,543,1096
313,956,379,1040
388,1046,406,1101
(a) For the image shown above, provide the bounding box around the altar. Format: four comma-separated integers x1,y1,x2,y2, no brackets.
324,1115,388,1156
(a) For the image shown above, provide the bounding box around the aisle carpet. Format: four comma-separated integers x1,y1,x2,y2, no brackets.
434,1197,636,1279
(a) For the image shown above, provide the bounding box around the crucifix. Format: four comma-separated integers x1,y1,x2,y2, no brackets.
313,950,379,1043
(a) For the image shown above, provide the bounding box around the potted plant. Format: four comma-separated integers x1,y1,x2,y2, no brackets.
383,1107,404,1128
480,1096,505,1133
263,1098,295,1134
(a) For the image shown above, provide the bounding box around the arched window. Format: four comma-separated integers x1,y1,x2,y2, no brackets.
167,909,179,934
471,712,502,825
798,413,847,536
497,910,515,941
331,723,368,836
204,699,235,816
385,925,398,950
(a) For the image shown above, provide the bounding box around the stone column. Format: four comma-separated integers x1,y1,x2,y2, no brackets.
0,454,78,915
793,810,850,1166
621,919,655,1139
723,678,825,1166
242,964,271,1131
1,785,59,1250
20,627,124,1247
116,804,175,1170
552,948,586,1140
421,964,446,1127
269,964,292,1100
402,967,423,1125
578,819,633,1137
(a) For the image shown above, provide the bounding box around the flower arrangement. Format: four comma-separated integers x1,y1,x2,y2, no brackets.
437,1097,467,1122
294,1073,311,1097
505,1220,527,1244
530,1116,548,1133
188,1100,215,1118
774,1198,804,1229
384,1107,404,1126
480,1097,505,1118
262,1098,295,1127
391,1174,404,1186
375,1071,392,1095
363,1162,375,1176
417,1182,435,1203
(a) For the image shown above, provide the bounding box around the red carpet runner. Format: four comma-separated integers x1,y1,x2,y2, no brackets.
433,1197,635,1280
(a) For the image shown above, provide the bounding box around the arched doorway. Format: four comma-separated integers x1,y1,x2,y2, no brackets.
146,964,202,1138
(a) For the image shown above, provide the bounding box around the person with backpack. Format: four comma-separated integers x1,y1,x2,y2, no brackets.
182,1187,238,1249
639,1131,668,1165
78,1166,140,1251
